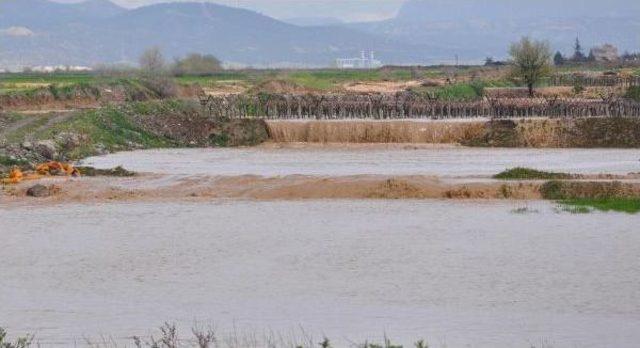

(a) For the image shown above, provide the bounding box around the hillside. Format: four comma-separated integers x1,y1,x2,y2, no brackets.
0,0,427,69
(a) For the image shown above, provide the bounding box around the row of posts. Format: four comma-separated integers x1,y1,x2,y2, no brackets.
200,94,640,120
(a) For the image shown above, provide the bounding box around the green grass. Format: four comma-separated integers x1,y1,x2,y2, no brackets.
284,69,413,90
494,167,573,180
0,72,95,85
0,73,113,95
174,69,417,91
559,198,640,214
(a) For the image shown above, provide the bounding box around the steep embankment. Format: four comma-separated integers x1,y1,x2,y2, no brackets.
0,100,268,172
267,118,640,148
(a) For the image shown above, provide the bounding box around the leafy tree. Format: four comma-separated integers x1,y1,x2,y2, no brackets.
139,46,166,75
484,57,495,66
553,51,566,66
172,53,222,76
509,37,552,97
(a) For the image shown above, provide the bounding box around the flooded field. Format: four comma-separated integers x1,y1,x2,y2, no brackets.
81,146,640,177
2,200,640,348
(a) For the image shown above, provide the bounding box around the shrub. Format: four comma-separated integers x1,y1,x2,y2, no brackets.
0,328,33,348
173,53,222,76
494,167,573,180
625,86,640,102
540,180,634,200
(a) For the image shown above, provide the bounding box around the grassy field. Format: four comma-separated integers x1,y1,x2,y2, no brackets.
0,68,435,94
1,63,636,96
0,73,101,95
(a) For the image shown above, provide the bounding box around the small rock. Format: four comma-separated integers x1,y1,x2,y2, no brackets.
21,141,33,150
26,184,51,197
55,132,83,150
93,143,108,155
34,140,58,160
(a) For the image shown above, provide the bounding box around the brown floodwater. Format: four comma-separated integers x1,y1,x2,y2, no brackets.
1,200,639,347
81,146,640,177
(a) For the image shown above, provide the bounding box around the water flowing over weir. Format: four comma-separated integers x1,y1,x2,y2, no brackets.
266,120,487,143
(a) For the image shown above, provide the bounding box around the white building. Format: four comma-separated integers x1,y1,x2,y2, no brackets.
28,65,93,73
336,51,382,69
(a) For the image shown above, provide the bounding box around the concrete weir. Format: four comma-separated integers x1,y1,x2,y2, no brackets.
265,117,640,148
266,119,487,144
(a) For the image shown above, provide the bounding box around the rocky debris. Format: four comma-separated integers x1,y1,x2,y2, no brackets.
76,166,135,177
26,184,60,198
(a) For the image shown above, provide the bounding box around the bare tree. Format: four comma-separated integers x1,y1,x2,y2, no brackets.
139,46,166,75
509,37,552,97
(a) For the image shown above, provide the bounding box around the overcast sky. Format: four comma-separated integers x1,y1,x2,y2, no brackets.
53,0,404,22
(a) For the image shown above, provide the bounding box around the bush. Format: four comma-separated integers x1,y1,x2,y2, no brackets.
173,53,222,76
494,167,573,180
540,180,635,200
625,86,640,102
140,77,178,99
0,328,33,348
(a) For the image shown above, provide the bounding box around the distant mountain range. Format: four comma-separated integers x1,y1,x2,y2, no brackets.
350,0,640,62
0,0,639,70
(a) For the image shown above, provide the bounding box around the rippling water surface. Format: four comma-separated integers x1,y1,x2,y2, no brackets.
82,147,640,177
2,200,639,347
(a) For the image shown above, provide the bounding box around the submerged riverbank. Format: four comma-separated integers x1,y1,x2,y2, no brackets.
2,146,639,207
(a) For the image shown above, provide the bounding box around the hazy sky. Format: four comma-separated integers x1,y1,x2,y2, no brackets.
53,0,404,22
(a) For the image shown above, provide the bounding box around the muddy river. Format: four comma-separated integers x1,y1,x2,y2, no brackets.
2,146,639,347
2,201,639,347
81,146,640,177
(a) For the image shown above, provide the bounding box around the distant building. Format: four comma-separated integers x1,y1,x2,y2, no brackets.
28,65,93,73
336,51,382,69
590,44,619,62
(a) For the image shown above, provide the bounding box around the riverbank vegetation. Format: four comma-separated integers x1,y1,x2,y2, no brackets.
0,324,427,348
540,180,640,213
0,100,268,172
559,198,640,214
494,167,573,180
